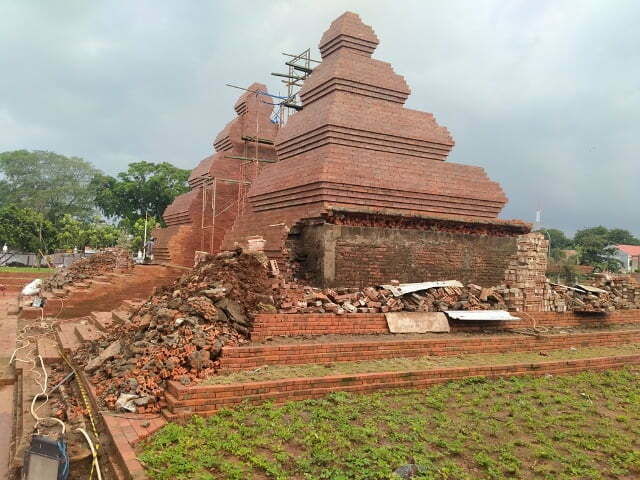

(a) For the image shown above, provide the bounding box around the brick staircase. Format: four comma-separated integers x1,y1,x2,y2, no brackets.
219,328,640,371
163,309,640,419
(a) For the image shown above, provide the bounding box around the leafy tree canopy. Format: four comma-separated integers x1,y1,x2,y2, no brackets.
55,215,120,251
0,205,55,253
0,150,100,221
606,228,640,246
92,161,189,225
538,228,573,250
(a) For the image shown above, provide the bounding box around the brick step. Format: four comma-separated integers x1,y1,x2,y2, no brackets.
165,353,640,417
0,277,44,286
74,323,104,343
49,288,69,297
0,358,16,386
18,307,42,320
120,299,143,313
73,281,92,289
222,329,640,371
56,322,81,353
251,310,640,339
90,311,116,331
112,310,130,324
36,337,62,364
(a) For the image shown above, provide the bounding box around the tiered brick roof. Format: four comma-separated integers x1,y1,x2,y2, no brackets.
223,12,518,255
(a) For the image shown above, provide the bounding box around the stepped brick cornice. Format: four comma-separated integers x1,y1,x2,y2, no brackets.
300,50,411,105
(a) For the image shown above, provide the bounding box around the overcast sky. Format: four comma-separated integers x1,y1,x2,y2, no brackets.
1,1,638,235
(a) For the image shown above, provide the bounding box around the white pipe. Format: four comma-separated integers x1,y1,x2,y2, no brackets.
76,428,103,480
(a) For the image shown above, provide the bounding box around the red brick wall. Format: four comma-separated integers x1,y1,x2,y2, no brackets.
335,227,517,288
223,328,640,370
289,223,519,288
251,310,640,339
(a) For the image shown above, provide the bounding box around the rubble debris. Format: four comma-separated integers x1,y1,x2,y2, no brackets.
84,340,121,373
76,250,275,412
278,273,640,315
43,247,134,291
277,282,511,314
544,274,640,313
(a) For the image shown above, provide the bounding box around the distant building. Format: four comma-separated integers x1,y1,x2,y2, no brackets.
613,245,640,272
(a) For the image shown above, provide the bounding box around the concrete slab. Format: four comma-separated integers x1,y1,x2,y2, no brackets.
385,312,450,333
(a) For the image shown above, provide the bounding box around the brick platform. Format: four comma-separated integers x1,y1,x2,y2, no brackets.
165,354,640,418
251,310,640,339
222,11,528,281
222,328,640,371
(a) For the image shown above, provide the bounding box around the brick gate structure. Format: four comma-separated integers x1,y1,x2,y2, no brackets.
154,83,278,266
157,12,542,301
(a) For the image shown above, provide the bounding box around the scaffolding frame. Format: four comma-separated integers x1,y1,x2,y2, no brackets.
200,49,319,252
200,176,251,253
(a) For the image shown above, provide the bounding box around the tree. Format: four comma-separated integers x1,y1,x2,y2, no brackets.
573,226,622,271
0,205,56,253
606,228,640,246
124,216,159,252
0,150,100,221
538,228,572,250
55,215,120,251
92,161,189,225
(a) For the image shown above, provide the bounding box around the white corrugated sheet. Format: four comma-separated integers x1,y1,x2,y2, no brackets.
380,280,464,297
444,310,520,321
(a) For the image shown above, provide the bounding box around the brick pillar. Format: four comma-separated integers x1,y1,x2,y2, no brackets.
502,232,549,311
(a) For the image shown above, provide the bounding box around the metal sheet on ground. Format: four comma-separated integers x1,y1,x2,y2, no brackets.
385,312,450,333
445,310,520,321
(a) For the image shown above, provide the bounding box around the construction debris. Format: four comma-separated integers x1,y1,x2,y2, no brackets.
277,282,511,314
43,247,134,291
76,250,275,412
279,273,640,315
544,274,640,313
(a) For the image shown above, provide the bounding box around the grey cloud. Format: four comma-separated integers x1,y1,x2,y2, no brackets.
1,0,638,235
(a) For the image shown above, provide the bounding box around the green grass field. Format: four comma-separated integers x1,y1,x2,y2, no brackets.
0,266,54,273
141,368,640,480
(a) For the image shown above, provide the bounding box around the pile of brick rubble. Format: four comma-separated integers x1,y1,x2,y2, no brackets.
279,274,640,315
544,274,640,313
43,247,134,291
277,282,511,314
76,250,276,412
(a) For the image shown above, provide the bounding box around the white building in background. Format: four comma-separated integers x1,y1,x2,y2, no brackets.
613,245,640,272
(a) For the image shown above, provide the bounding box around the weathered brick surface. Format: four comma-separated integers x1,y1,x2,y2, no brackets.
290,223,520,288
222,329,640,370
251,310,640,339
166,354,640,416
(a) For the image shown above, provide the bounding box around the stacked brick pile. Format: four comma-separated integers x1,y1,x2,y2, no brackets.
76,251,277,412
542,274,640,313
594,274,640,306
43,247,134,291
502,233,549,311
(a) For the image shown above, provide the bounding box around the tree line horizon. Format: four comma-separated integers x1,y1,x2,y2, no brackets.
0,149,637,273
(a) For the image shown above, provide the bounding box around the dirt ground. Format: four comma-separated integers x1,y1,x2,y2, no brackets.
57,265,183,319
